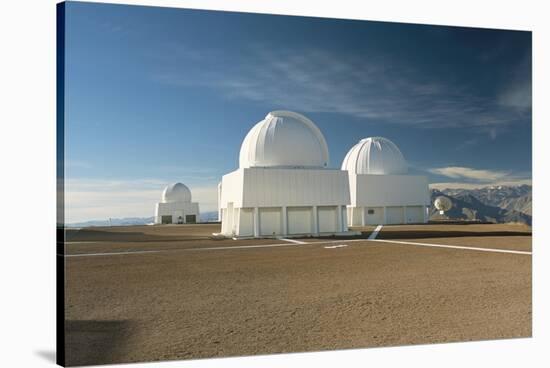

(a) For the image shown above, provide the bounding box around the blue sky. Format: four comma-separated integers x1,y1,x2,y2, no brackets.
63,2,532,222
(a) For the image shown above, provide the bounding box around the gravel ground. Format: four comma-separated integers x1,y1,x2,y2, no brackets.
64,223,532,366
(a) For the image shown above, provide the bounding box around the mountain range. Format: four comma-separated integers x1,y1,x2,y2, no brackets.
430,184,532,225
67,211,219,228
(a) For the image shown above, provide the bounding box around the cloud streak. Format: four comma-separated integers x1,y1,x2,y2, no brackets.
152,45,531,132
429,179,532,190
427,166,531,190
428,166,509,182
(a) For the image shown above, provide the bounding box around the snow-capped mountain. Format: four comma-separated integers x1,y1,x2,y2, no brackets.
430,184,532,225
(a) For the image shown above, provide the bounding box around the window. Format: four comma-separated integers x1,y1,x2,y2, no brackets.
367,209,375,215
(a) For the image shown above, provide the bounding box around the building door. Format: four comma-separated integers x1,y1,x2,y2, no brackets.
287,207,312,235
405,206,424,223
259,208,282,236
185,215,196,223
237,208,254,237
161,215,172,224
386,206,404,224
366,207,384,225
318,206,338,233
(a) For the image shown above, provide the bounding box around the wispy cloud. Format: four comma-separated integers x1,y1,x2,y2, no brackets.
428,166,509,182
427,165,531,190
429,179,532,190
152,45,531,132
497,55,532,112
154,165,223,181
64,178,218,223
498,79,531,112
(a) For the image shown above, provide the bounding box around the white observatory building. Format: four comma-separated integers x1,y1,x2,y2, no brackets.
341,137,430,225
218,110,352,238
154,183,200,224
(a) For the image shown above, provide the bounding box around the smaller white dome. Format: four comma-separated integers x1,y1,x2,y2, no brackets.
162,183,192,203
341,137,407,175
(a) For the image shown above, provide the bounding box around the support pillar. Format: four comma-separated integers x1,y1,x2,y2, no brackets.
423,205,428,223
312,206,319,235
383,207,387,225
343,206,348,230
221,209,226,233
253,207,259,238
235,208,240,236
361,206,366,226
282,206,288,236
337,205,343,232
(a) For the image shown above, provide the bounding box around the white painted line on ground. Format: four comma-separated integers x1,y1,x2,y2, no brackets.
64,236,530,257
190,238,375,252
187,242,311,251
371,239,531,255
324,244,349,249
278,238,307,244
65,239,338,257
368,225,383,240
65,241,317,257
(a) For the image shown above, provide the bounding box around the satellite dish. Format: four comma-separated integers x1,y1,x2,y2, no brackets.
434,196,452,214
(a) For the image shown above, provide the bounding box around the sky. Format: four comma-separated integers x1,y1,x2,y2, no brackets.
63,2,532,223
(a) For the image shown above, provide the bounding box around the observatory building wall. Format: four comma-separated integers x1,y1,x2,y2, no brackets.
154,201,200,224
354,174,429,207
220,167,350,237
347,174,430,226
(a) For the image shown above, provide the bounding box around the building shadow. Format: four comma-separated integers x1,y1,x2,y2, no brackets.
64,228,212,243
65,319,139,366
376,230,531,240
314,228,531,241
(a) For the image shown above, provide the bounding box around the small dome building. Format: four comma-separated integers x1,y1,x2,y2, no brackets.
154,183,200,224
342,137,430,225
219,110,353,238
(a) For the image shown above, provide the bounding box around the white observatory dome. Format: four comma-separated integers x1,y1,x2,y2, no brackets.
162,182,192,203
341,137,408,175
239,110,329,169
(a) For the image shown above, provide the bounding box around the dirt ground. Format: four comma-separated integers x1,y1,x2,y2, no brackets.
63,223,532,366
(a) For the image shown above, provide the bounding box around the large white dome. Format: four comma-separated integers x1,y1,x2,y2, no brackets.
341,137,408,175
239,110,329,169
162,183,192,203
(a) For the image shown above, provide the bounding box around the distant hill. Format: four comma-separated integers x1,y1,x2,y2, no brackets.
199,211,219,223
440,185,532,214
431,184,532,225
500,193,532,216
67,211,219,228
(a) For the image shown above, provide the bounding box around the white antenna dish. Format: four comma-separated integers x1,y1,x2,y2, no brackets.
434,196,452,214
